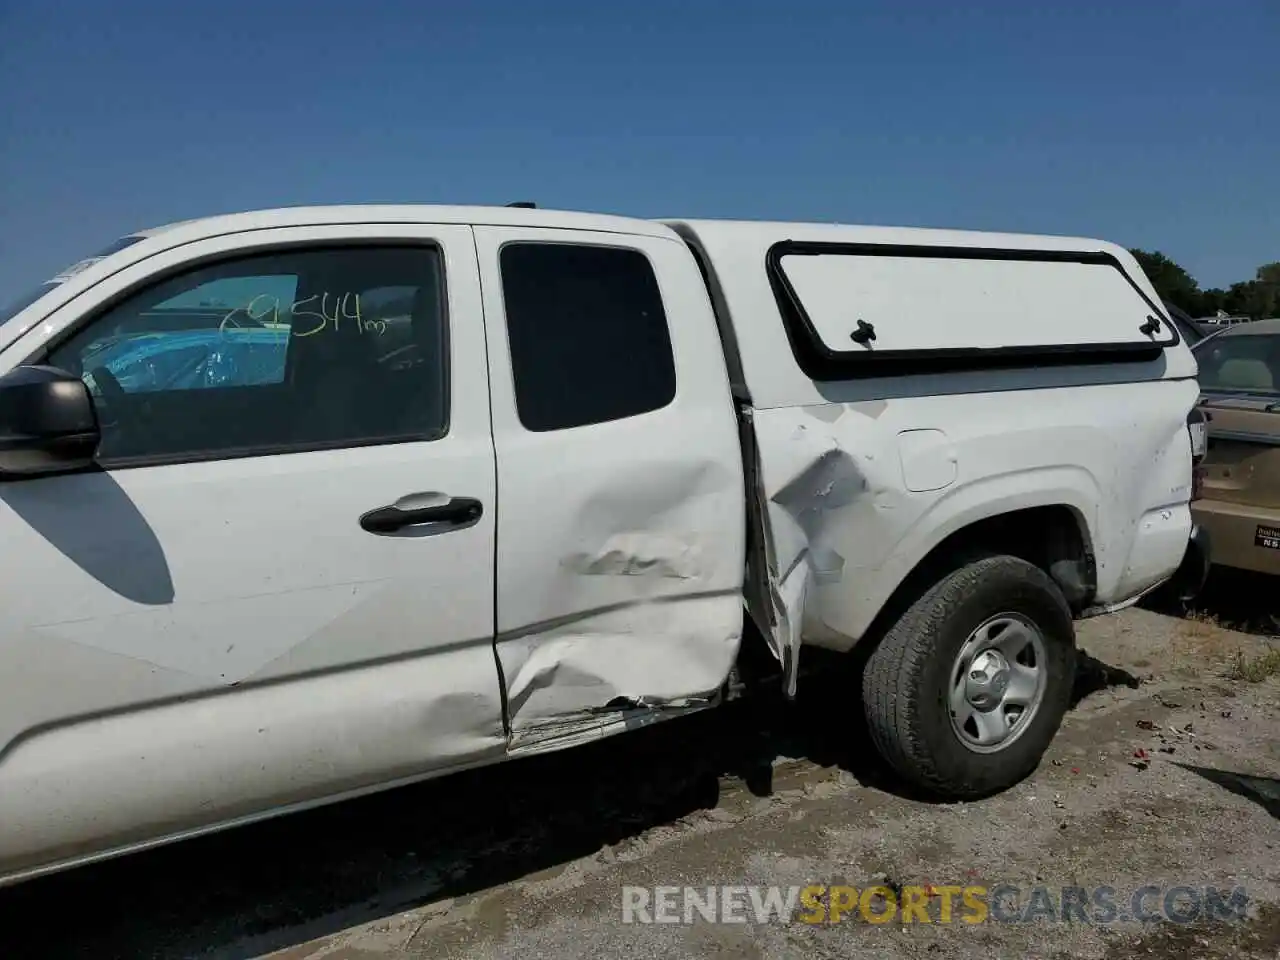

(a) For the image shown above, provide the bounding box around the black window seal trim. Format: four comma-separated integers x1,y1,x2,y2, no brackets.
765,240,1180,381
25,239,452,471
679,231,753,407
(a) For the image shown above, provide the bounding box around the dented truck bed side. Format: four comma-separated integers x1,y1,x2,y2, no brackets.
666,219,1200,685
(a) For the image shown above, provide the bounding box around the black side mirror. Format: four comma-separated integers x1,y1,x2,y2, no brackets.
0,365,100,478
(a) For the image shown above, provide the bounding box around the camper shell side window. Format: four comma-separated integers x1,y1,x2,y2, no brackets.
765,241,1180,381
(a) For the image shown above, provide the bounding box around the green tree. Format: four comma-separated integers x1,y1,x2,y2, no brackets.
1128,249,1203,314
1222,282,1253,316
1253,262,1280,318
1217,264,1280,320
1199,288,1228,316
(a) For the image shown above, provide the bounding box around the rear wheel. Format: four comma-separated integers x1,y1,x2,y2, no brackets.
862,554,1076,799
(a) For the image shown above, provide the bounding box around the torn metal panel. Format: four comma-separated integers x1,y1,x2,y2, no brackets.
745,379,1204,673
490,393,749,751
506,699,718,758
478,221,752,753
744,402,918,689
497,592,742,752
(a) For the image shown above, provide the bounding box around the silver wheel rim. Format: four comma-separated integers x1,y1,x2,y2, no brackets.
948,613,1048,754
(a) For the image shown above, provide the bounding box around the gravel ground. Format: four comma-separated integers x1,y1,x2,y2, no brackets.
2,596,1277,960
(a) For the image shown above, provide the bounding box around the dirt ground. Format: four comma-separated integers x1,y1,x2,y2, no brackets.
3,572,1278,960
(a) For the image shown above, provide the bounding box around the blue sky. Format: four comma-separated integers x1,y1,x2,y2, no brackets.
1,0,1275,298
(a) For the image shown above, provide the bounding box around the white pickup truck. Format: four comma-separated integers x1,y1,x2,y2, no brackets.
0,204,1209,886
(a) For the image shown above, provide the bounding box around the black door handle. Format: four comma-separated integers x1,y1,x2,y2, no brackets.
359,496,483,534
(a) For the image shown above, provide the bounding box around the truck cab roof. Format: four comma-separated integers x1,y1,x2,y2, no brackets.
130,204,679,243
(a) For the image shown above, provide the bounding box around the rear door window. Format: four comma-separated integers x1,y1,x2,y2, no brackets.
499,243,676,431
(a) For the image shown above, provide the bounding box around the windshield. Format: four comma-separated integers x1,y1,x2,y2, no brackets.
0,235,148,328
1194,329,1280,397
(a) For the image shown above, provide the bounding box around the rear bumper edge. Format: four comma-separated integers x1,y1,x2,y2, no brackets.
1165,523,1212,602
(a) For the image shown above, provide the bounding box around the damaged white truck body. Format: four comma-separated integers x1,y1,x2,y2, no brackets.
0,205,1208,886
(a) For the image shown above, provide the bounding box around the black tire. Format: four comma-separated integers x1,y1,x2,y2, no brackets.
862,554,1076,800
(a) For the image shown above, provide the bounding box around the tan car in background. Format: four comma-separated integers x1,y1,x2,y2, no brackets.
1191,318,1280,575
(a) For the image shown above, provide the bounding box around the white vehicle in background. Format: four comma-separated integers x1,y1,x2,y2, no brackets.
1199,313,1253,327
0,204,1208,886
